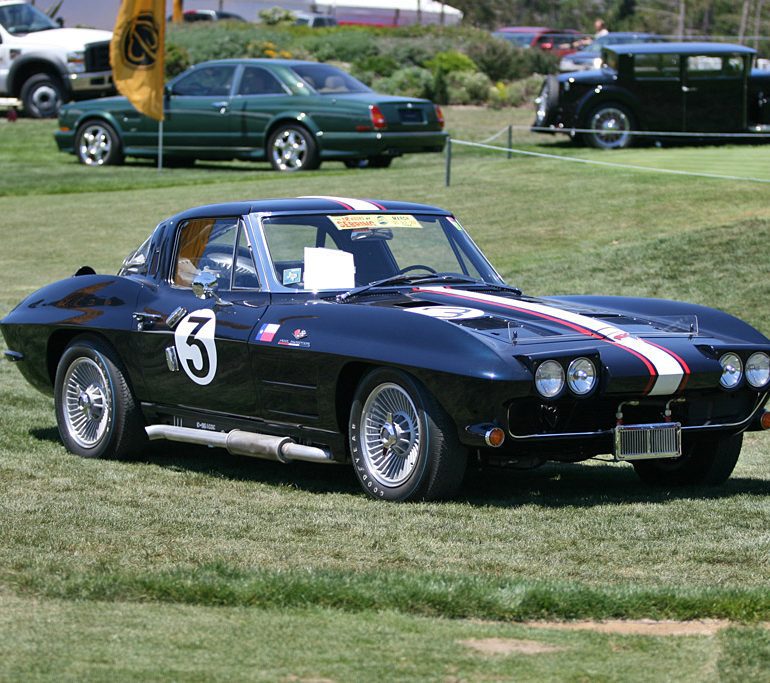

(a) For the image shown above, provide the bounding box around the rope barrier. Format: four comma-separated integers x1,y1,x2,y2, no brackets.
471,123,770,139
445,137,770,186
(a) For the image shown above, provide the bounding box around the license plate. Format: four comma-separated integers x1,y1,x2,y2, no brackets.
399,108,425,124
614,422,681,461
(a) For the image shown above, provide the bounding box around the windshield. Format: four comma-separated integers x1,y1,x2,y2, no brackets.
289,63,371,94
0,4,56,34
260,213,502,292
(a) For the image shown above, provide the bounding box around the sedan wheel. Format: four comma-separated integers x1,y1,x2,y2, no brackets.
76,121,124,166
585,104,634,149
55,336,145,459
267,124,319,172
349,368,467,501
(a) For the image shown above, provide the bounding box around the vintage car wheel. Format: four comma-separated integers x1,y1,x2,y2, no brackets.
54,336,146,459
349,368,467,501
584,103,635,150
75,120,125,166
20,74,64,118
632,433,742,487
267,124,320,172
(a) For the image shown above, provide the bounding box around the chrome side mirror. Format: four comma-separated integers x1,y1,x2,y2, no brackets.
191,270,218,300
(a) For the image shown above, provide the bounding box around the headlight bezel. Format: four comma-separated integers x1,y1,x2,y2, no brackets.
719,352,743,389
745,352,770,389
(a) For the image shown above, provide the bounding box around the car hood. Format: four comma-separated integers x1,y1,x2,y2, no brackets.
558,68,616,84
14,27,112,49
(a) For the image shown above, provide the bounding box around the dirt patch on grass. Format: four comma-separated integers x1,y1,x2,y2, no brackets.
460,638,564,655
529,619,730,637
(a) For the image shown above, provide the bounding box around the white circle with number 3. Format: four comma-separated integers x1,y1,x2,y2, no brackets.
174,309,217,385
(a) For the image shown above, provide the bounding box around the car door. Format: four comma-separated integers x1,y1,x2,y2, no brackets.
631,52,684,131
133,216,268,417
230,65,294,151
163,64,239,149
683,53,746,132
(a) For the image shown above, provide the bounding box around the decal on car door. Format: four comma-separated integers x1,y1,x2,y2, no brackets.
174,309,217,385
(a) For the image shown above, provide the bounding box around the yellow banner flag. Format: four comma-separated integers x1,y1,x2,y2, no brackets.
110,0,165,121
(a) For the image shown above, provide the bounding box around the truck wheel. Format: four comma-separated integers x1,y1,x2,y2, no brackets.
20,74,64,118
632,433,742,487
349,368,467,501
267,124,320,172
54,336,146,459
75,120,124,166
583,103,635,149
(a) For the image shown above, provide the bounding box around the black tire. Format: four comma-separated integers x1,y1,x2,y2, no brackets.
75,120,125,166
349,368,467,501
267,124,320,172
582,102,635,150
54,336,146,459
20,73,64,118
632,433,742,487
367,156,393,168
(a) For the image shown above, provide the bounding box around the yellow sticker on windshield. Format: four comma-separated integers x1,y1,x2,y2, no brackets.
329,214,422,230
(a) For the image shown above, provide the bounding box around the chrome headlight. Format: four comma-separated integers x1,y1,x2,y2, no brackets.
745,352,770,388
67,50,86,73
535,360,565,398
567,357,596,395
719,352,743,389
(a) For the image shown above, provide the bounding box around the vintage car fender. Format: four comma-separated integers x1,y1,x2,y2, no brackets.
575,85,642,128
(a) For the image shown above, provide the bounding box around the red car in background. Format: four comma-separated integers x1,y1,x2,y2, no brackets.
492,26,587,57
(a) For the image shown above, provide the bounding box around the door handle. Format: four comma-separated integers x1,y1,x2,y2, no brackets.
681,86,697,93
132,312,163,331
212,101,229,113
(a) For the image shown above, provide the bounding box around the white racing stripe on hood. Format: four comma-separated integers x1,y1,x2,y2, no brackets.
300,196,383,211
419,287,686,396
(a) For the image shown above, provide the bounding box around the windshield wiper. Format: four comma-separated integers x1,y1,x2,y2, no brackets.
335,273,422,302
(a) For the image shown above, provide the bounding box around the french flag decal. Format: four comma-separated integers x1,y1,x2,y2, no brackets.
256,323,280,342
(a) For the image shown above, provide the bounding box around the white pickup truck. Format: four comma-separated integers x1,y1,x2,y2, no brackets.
0,0,113,117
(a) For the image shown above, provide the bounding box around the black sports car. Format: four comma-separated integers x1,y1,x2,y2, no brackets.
2,197,769,501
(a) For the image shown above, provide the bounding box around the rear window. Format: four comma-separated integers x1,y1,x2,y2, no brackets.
686,54,744,79
289,64,370,94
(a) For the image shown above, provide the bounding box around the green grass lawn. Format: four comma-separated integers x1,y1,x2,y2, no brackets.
1,110,769,681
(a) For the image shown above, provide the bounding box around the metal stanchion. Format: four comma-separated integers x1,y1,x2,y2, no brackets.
445,137,452,187
507,125,512,159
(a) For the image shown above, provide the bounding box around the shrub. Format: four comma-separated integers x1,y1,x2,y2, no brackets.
446,71,492,105
425,50,477,75
351,54,400,83
373,67,433,99
488,74,544,108
298,29,378,62
258,7,295,25
165,43,190,78
467,38,559,81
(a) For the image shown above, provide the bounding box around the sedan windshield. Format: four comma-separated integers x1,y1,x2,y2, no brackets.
289,64,371,94
260,213,502,292
0,4,57,34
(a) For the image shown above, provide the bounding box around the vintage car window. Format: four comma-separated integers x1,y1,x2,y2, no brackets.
289,64,371,94
262,214,491,291
172,66,236,97
232,222,261,289
633,53,680,80
172,218,239,289
686,55,743,79
237,67,287,96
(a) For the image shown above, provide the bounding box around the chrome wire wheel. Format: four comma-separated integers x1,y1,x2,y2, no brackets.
61,356,112,450
78,124,114,166
361,382,421,487
270,127,309,171
589,106,632,149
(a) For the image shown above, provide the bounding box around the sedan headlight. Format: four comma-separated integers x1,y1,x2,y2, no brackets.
719,352,743,389
745,352,770,388
592,57,603,69
535,360,565,398
567,357,596,395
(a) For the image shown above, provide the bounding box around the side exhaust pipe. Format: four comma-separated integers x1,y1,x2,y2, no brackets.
145,425,332,464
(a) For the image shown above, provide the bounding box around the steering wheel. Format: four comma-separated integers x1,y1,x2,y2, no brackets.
398,264,437,275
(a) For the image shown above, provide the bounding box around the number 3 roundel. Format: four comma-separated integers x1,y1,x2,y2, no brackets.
174,310,218,385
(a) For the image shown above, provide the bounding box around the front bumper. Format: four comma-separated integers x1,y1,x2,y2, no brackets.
54,129,76,153
67,70,115,95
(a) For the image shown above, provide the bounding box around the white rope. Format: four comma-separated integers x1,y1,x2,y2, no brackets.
477,126,511,144
451,138,770,184
514,123,770,139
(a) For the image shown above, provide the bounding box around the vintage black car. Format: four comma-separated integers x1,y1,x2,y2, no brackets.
2,197,769,501
534,42,770,148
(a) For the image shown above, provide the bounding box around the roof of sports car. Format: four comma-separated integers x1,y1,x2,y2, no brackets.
173,197,451,221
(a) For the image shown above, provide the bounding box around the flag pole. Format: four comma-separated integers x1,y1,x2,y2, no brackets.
158,118,163,171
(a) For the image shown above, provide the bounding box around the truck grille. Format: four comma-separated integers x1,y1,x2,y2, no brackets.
614,422,681,461
85,41,111,72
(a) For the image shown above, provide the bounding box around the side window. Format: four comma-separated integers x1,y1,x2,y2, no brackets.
687,54,744,79
634,53,680,80
232,223,260,289
237,67,287,96
172,218,239,289
172,66,235,97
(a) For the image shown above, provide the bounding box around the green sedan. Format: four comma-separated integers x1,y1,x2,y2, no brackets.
54,59,448,171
